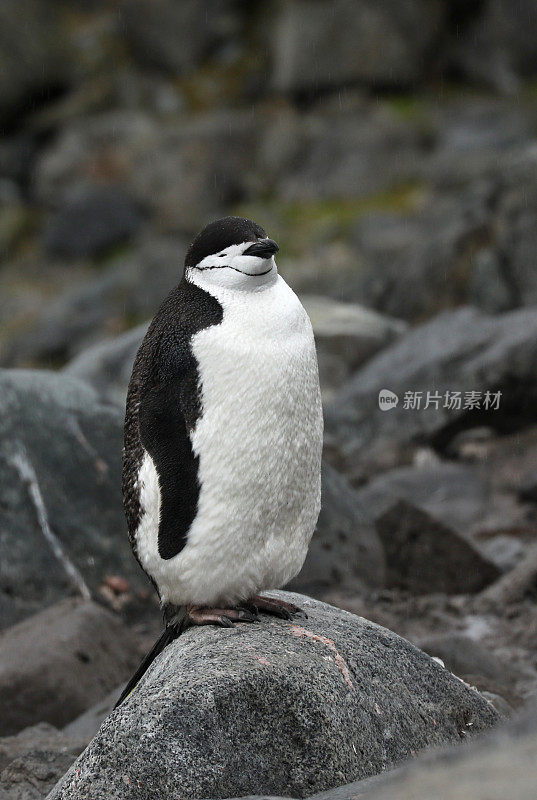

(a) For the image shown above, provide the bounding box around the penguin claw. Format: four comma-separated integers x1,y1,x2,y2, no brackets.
237,603,261,622
247,595,307,620
236,608,260,623
186,605,259,628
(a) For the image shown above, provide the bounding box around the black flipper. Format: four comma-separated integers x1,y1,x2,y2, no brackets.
114,608,190,709
122,278,223,570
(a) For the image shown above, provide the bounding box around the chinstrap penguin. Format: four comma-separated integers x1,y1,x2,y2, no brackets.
117,216,323,706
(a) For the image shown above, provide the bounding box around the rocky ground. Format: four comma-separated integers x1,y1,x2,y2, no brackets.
2,1,537,798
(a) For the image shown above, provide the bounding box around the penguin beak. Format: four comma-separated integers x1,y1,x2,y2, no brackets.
242,239,279,259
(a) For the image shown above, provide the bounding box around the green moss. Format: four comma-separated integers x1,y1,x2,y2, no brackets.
234,183,424,257
383,95,429,121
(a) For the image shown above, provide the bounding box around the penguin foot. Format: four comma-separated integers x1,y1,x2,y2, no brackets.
245,594,307,620
186,605,258,628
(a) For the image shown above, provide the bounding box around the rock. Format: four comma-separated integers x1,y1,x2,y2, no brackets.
301,296,406,401
0,599,140,736
418,633,522,692
325,306,537,482
43,187,144,259
480,692,514,719
272,0,444,93
35,110,260,231
349,185,492,321
312,702,537,800
1,750,81,800
518,471,537,503
421,101,537,204
1,235,184,367
62,689,120,744
0,723,84,773
0,0,70,125
0,132,39,190
354,461,490,535
445,1,537,92
120,0,238,76
288,463,385,596
1,268,132,367
0,722,85,800
274,105,428,204
0,369,147,628
63,323,149,405
480,535,526,572
0,199,31,262
375,501,500,595
476,543,537,610
413,146,537,315
47,592,498,800
490,147,537,309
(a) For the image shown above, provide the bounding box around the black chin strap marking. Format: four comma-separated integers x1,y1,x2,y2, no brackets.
194,264,273,277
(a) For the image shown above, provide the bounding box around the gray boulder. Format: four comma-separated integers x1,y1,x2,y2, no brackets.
272,105,427,204
47,592,498,800
35,110,260,231
1,235,184,367
272,0,444,93
120,0,237,77
2,751,81,800
445,1,537,92
375,501,500,595
0,369,147,627
325,306,537,482
289,462,385,596
0,723,84,773
418,633,524,698
302,296,406,401
43,186,144,259
0,0,70,125
312,702,537,800
64,323,149,405
489,147,537,309
0,600,140,736
0,722,85,800
354,460,490,535
62,689,121,745
349,186,493,321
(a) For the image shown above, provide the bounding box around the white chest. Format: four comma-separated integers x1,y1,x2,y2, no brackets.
192,276,317,448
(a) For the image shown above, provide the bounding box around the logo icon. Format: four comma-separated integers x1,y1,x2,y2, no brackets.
378,389,399,411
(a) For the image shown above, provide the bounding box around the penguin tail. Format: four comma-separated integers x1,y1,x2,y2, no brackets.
114,608,189,709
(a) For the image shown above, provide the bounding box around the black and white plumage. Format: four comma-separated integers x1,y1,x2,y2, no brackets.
117,216,323,704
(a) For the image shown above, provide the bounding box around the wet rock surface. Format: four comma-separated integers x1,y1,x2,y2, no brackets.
47,592,498,800
325,306,537,481
0,369,149,628
375,501,500,595
288,463,385,596
310,702,537,800
272,0,443,94
0,599,140,736
43,186,144,259
0,723,86,800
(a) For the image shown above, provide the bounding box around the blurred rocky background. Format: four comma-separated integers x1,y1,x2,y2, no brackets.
2,0,537,798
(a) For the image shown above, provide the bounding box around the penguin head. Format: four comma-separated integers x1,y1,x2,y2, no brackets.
184,216,279,290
